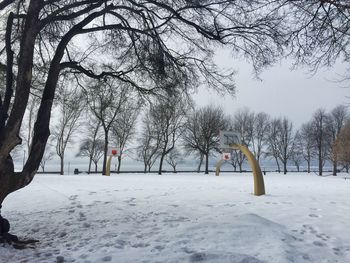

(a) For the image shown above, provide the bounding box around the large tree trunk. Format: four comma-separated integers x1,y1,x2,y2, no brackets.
332,157,337,176
238,162,243,173
0,0,109,244
0,0,45,207
307,159,311,173
102,131,108,175
232,165,237,172
60,155,64,175
283,161,287,175
158,154,165,175
117,156,122,174
204,153,209,174
88,155,92,174
274,157,280,173
0,156,15,206
197,154,203,172
318,147,323,176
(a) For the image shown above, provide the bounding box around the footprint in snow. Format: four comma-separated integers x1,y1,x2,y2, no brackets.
309,213,321,218
68,195,78,201
101,255,112,262
131,242,150,248
310,207,321,211
313,241,325,247
224,204,236,207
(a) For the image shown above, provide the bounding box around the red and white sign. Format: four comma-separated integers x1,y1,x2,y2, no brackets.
222,153,231,161
108,146,120,157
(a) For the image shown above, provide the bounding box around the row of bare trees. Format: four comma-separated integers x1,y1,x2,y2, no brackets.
18,77,141,175
136,104,350,176
233,106,350,176
19,89,349,177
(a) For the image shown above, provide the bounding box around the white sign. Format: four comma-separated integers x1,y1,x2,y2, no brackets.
222,152,231,161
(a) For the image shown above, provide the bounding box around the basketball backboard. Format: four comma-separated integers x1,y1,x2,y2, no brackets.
107,146,121,157
219,131,240,149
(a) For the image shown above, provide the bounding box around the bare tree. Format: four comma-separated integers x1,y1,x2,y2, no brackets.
149,96,189,175
78,138,104,173
291,131,303,172
267,117,294,174
252,112,270,162
299,122,315,173
196,153,205,173
267,118,282,173
76,119,102,174
229,149,239,172
52,83,84,175
310,109,332,176
165,148,183,173
337,120,350,173
276,118,295,175
111,99,141,173
136,110,161,173
183,105,228,174
232,108,255,172
329,105,348,176
279,1,350,72
85,80,132,175
39,144,54,173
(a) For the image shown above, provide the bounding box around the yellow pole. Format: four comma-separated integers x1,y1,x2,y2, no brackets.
215,159,225,176
105,155,113,176
235,144,265,196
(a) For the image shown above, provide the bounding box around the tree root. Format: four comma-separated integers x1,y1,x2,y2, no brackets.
0,216,39,249
0,232,39,249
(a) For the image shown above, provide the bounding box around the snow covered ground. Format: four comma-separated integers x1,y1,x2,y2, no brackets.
0,172,349,263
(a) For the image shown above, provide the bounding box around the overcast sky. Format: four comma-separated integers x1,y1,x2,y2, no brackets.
194,50,349,129
31,49,350,172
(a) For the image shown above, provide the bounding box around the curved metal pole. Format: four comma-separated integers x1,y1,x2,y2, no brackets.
215,144,265,196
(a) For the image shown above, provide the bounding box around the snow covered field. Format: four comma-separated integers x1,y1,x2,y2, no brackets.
1,172,349,263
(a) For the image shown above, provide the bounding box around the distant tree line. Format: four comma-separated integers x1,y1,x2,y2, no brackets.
18,88,349,176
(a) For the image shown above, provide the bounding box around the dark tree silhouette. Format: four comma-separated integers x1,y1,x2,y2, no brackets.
183,105,228,174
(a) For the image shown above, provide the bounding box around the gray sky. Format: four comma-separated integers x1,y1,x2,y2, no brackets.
30,50,350,172
194,51,348,129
